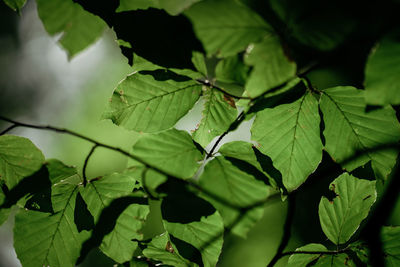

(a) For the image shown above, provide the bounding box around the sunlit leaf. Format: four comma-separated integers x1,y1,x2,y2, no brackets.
185,0,271,57
131,129,204,178
251,92,322,191
0,135,45,189
320,86,400,180
314,253,356,267
288,243,327,267
117,0,201,15
80,171,148,263
14,172,87,267
36,0,106,58
192,88,237,147
198,157,271,237
103,71,202,132
319,173,376,245
142,232,193,267
244,35,296,97
365,30,400,105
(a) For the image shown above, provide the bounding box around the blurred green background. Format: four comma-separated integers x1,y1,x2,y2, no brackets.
0,1,399,267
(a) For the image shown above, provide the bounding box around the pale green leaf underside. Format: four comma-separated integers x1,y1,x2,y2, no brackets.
0,135,45,189
199,157,270,237
381,226,400,267
100,204,149,263
131,128,203,178
184,0,271,57
244,35,296,98
365,30,400,105
320,86,400,180
192,88,237,147
14,175,87,267
163,211,224,267
3,0,26,11
36,0,106,58
288,243,327,267
103,72,202,132
251,92,322,191
319,173,376,245
142,233,193,267
117,0,201,15
80,172,148,263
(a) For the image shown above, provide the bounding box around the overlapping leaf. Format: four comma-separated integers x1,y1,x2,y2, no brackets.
80,171,148,263
320,86,400,180
192,88,237,147
319,173,376,245
198,157,271,237
251,92,322,191
36,0,106,58
131,128,204,178
14,167,87,267
103,71,202,132
381,226,400,267
365,30,400,105
117,0,201,15
288,243,327,267
185,0,272,57
244,35,296,97
0,135,45,189
142,233,193,267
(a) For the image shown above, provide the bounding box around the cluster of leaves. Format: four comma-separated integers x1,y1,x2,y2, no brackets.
1,0,400,266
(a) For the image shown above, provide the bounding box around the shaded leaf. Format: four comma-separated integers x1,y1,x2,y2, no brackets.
0,189,10,226
192,88,237,147
320,86,400,180
142,232,193,267
198,157,271,237
365,30,400,105
0,135,45,189
319,173,376,245
215,55,249,85
185,0,271,57
14,173,88,267
288,243,327,267
36,0,106,58
131,129,204,178
3,0,26,11
251,92,322,191
314,253,356,267
117,0,201,15
103,71,202,132
381,226,400,267
244,35,296,97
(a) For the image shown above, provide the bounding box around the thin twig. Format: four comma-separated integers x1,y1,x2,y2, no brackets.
0,124,17,135
82,144,98,186
267,194,296,267
196,79,252,100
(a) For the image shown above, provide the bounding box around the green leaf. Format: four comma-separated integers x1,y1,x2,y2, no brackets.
318,173,376,245
381,226,400,267
244,35,296,97
14,172,87,267
320,86,400,180
103,71,202,132
0,135,45,189
185,0,271,57
218,141,281,189
131,129,204,178
314,254,355,267
191,51,208,77
117,0,201,15
142,233,193,267
251,92,322,191
198,157,271,237
192,88,237,147
36,0,106,58
80,171,148,263
0,189,10,226
215,55,249,85
161,191,224,267
3,0,26,11
287,243,327,267
365,30,400,105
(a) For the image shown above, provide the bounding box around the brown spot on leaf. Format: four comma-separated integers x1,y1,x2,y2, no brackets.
223,94,236,108
165,241,174,253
